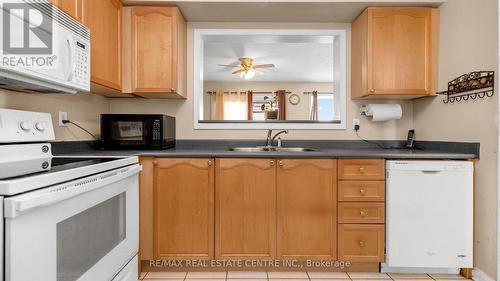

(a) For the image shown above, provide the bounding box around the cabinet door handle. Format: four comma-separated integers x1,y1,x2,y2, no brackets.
270,160,275,166
152,160,158,166
170,88,176,92
359,210,368,217
279,160,284,166
207,160,212,166
358,167,365,173
359,188,366,195
358,240,366,247
369,89,375,93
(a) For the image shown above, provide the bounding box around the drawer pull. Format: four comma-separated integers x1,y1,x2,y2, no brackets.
359,189,366,195
358,240,366,247
358,167,365,173
270,160,275,166
359,210,368,217
152,160,158,166
207,160,212,166
279,160,284,166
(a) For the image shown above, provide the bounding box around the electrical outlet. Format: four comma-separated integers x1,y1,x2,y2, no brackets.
352,118,360,130
59,111,68,127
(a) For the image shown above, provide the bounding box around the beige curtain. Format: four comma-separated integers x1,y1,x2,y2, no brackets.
212,91,248,120
309,91,319,120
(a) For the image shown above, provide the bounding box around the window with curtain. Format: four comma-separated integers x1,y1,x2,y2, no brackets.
310,93,335,121
211,91,248,120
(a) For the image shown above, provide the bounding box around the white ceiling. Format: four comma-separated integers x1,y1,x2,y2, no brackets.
121,0,444,22
203,35,334,82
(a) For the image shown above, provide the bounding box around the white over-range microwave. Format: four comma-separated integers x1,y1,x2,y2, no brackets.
0,1,90,93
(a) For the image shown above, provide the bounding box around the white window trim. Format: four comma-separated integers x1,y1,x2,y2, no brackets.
193,28,347,130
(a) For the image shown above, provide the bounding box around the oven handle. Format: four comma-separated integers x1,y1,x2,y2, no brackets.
5,164,142,218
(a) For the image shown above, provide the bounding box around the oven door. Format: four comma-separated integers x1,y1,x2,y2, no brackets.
4,164,141,281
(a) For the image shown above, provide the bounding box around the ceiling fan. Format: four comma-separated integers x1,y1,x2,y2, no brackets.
218,57,275,80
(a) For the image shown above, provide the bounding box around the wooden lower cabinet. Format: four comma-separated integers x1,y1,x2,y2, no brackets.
153,158,215,259
337,159,386,263
215,159,276,259
141,157,386,267
338,224,385,262
276,159,338,260
338,202,385,224
338,180,385,202
338,159,385,180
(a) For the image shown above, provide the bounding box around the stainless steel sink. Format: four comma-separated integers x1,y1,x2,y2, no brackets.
228,146,273,152
228,146,318,152
277,147,317,152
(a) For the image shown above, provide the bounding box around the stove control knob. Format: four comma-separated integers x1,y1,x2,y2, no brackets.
35,122,45,131
20,121,31,131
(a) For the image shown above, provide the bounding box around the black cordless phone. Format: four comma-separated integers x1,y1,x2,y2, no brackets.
405,129,415,149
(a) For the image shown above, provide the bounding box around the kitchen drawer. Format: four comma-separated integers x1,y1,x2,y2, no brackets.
338,181,385,201
338,224,385,262
338,203,385,223
338,159,385,180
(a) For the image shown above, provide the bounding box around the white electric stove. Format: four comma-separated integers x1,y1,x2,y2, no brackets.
0,108,141,281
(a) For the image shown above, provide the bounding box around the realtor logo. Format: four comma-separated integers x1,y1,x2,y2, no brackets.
2,2,53,54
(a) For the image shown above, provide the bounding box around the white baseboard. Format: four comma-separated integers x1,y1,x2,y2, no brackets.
473,268,495,281
380,264,459,274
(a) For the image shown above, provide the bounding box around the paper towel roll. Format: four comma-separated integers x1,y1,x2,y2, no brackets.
363,104,402,122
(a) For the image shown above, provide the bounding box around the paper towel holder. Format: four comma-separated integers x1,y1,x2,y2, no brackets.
359,103,403,122
360,105,370,116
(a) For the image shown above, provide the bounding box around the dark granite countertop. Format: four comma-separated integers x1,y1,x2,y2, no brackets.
51,140,480,160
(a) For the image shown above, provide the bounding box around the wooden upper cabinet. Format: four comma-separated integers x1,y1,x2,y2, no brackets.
153,158,215,259
81,0,122,92
215,159,276,259
351,7,439,99
49,0,82,20
277,159,338,260
122,6,187,98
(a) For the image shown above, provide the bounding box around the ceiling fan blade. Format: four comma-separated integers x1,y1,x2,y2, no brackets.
232,69,245,75
255,69,265,75
218,64,240,67
254,64,275,68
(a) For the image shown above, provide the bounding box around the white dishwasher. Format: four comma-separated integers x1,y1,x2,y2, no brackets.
383,160,473,271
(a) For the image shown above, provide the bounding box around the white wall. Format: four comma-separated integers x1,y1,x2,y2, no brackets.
412,0,498,278
0,90,110,140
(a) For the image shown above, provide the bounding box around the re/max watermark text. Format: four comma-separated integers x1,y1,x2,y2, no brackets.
149,259,352,269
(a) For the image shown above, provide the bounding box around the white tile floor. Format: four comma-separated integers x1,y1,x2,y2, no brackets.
138,272,470,281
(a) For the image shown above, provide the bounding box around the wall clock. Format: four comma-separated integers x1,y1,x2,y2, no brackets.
288,94,301,105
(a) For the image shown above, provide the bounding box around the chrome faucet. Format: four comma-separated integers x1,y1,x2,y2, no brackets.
265,129,289,147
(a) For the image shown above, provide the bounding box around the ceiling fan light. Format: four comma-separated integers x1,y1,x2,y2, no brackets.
243,68,255,80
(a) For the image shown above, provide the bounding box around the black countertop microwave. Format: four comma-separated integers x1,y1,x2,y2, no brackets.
100,114,175,149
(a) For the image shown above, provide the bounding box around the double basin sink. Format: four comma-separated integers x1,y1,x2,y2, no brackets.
228,146,318,152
